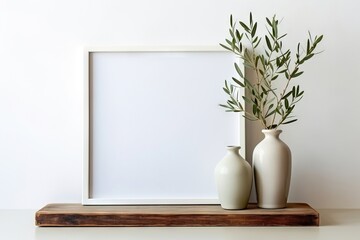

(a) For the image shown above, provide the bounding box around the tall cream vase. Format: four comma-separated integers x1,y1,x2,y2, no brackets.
215,146,252,209
253,129,291,209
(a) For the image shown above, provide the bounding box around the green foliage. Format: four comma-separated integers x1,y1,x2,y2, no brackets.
220,12,323,129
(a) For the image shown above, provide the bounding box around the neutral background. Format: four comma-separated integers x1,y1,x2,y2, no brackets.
0,0,359,209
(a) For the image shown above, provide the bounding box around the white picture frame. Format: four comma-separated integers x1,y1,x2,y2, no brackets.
83,46,245,205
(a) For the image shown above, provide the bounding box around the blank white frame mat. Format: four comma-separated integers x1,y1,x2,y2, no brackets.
83,47,245,205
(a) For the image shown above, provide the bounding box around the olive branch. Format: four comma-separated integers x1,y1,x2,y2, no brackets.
220,13,323,129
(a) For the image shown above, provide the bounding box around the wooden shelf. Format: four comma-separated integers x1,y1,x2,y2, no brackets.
35,203,319,227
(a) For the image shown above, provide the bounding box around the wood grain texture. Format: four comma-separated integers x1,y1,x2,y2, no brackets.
35,203,319,227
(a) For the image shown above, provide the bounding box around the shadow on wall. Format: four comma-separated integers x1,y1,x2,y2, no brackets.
244,64,263,164
246,120,262,202
244,66,263,203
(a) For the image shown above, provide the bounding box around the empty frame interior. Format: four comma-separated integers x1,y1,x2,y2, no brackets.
84,48,244,205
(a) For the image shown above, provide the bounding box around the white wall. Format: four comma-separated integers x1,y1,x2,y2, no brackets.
0,0,359,209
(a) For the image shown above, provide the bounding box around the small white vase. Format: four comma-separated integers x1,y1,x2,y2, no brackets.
215,146,252,210
253,129,291,209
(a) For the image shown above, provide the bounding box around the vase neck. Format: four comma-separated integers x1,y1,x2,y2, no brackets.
262,129,282,139
226,146,241,154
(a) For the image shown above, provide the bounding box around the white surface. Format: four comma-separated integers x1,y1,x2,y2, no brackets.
85,49,241,204
0,0,360,209
1,209,360,240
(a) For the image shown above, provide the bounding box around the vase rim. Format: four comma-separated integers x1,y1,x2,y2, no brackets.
262,129,282,133
226,145,241,150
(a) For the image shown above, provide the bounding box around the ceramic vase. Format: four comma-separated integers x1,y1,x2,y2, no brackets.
215,146,252,209
253,129,291,209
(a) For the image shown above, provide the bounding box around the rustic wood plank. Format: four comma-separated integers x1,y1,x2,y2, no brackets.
35,203,319,227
